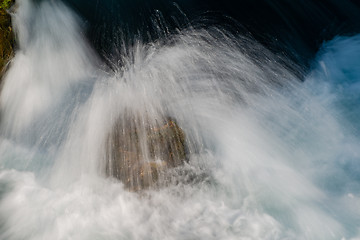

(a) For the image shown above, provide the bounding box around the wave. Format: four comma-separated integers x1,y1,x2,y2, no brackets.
0,1,359,239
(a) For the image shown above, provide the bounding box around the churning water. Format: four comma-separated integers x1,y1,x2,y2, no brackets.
0,0,360,239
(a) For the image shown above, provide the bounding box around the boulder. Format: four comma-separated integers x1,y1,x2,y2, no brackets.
105,113,188,191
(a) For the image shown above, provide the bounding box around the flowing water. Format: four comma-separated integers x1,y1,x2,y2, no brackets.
0,0,360,239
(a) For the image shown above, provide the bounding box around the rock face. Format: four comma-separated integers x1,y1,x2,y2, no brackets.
105,113,188,191
0,0,15,80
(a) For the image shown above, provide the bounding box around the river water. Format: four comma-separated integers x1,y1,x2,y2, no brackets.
0,0,360,239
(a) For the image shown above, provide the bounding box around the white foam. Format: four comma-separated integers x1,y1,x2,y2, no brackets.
0,1,359,239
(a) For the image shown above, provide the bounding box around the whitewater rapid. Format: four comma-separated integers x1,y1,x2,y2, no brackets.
0,1,359,239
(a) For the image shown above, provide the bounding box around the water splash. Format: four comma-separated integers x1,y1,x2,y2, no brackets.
0,0,359,239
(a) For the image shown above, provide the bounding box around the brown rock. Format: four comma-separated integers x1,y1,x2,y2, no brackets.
105,112,188,191
0,0,15,81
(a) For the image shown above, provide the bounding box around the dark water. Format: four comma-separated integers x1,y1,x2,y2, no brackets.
63,0,360,69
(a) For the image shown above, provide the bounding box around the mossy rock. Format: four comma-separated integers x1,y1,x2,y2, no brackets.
0,0,15,80
0,0,14,10
105,113,188,191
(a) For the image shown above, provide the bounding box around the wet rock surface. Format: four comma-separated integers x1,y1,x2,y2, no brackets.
0,0,15,80
105,114,188,191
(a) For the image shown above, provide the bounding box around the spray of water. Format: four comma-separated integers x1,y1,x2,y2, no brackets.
0,0,359,239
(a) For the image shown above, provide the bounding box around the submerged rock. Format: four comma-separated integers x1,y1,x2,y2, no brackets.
105,113,188,191
0,0,15,80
